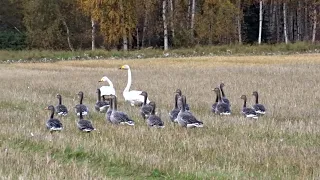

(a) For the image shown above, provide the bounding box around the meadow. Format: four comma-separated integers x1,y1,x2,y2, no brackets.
0,54,320,179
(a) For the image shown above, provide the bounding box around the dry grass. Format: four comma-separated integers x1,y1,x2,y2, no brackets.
1,54,320,179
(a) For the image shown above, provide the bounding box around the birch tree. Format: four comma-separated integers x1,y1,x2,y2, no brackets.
163,0,168,50
190,0,196,42
283,1,288,44
311,3,318,43
258,0,263,44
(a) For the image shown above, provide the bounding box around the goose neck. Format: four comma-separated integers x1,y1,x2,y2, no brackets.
174,94,178,108
79,94,83,104
255,94,259,104
220,87,226,97
50,108,54,119
58,96,62,105
113,97,118,111
243,98,247,108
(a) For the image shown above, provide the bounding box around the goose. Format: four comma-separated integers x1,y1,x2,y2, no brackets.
75,106,95,132
220,83,230,107
176,95,203,128
169,93,180,123
110,95,135,126
106,96,113,123
98,76,116,97
75,91,89,116
147,102,165,128
211,92,218,113
119,65,150,106
252,91,266,115
140,91,153,120
240,95,258,119
213,87,231,115
55,94,68,116
45,105,63,132
175,89,190,111
95,89,110,113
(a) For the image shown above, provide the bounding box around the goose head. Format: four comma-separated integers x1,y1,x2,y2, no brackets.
119,65,130,70
175,89,182,96
139,91,148,97
240,95,247,101
45,105,55,111
252,91,258,97
77,91,84,97
56,94,62,99
220,83,225,89
212,87,220,94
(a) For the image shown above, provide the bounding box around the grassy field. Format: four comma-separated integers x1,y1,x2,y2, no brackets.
1,54,320,179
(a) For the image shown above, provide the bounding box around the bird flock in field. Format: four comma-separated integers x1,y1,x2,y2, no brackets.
45,64,266,133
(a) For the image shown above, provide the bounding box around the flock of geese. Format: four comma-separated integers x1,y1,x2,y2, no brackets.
45,65,266,133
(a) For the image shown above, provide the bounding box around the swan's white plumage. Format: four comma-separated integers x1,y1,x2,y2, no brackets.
99,76,116,97
120,65,150,106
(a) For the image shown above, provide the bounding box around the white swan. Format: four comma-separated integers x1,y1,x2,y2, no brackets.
119,65,150,106
98,76,116,97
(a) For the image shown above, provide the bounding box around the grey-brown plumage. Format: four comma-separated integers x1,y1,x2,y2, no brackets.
76,106,95,132
169,93,180,122
241,95,258,119
75,91,89,116
147,102,164,128
252,91,266,115
213,87,231,115
45,105,63,132
95,89,109,113
140,91,153,120
176,95,203,128
55,94,68,116
175,89,190,111
211,92,218,113
106,96,113,123
220,83,230,107
110,95,135,126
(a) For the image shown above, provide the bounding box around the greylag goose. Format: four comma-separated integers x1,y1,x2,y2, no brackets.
220,83,230,107
175,89,190,111
169,93,180,123
211,92,218,113
76,105,95,132
252,91,266,115
55,94,68,116
176,95,203,128
95,89,110,113
45,105,63,132
106,96,113,123
240,95,258,119
147,102,165,128
110,95,135,126
119,65,150,106
140,91,153,120
75,91,89,116
213,87,231,115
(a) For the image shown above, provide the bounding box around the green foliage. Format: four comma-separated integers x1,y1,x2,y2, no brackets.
0,31,26,50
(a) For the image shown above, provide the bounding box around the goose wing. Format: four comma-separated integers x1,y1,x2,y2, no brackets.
216,102,231,115
56,104,68,116
46,118,63,131
75,104,89,116
242,107,258,118
77,119,95,132
253,104,266,113
147,115,164,128
169,108,180,122
112,111,135,125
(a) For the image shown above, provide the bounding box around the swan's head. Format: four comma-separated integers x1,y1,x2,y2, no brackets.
119,65,130,70
241,95,247,101
175,89,182,96
252,91,258,96
99,76,110,82
140,91,148,97
45,105,55,111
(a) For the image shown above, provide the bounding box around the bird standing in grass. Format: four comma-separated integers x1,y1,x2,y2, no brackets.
140,91,153,120
75,91,89,116
147,102,165,128
252,91,266,115
76,105,95,132
45,105,63,132
55,94,68,116
240,95,258,119
177,95,203,128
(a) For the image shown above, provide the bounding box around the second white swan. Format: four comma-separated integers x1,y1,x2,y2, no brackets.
119,65,150,106
98,76,116,97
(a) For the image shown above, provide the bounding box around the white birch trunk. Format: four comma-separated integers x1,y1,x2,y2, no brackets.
142,3,148,48
62,20,74,51
169,0,175,38
258,0,263,44
283,2,288,44
163,0,168,50
91,18,96,51
237,0,242,44
119,0,128,51
312,7,317,43
190,0,196,41
187,0,191,29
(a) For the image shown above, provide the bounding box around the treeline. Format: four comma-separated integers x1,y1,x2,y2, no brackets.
0,0,319,51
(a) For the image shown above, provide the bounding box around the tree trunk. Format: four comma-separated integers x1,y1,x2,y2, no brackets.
190,0,196,42
91,18,96,51
283,2,288,44
258,0,263,44
62,20,74,52
297,1,301,41
304,5,309,41
187,0,191,29
142,3,148,48
163,0,168,50
276,2,280,43
312,6,317,43
136,28,139,49
119,0,128,51
237,0,242,44
169,0,175,38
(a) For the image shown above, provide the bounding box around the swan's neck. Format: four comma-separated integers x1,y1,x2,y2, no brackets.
220,87,226,97
58,97,62,105
50,108,54,118
255,94,259,104
124,68,132,92
105,77,114,88
243,99,247,108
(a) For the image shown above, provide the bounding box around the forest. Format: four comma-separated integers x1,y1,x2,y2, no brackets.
0,0,319,51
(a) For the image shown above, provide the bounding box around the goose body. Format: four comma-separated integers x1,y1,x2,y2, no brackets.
147,102,165,128
55,94,68,116
140,91,153,120
213,87,231,115
75,91,89,116
252,91,266,115
177,95,203,128
98,76,116,96
241,95,258,119
45,105,63,132
119,65,150,106
95,89,110,113
169,94,180,123
76,106,95,132
110,95,135,126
